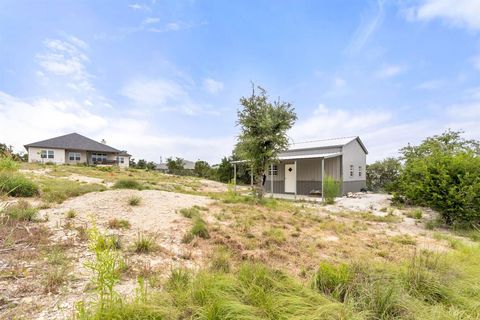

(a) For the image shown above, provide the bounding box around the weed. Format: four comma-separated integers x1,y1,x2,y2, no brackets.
107,218,131,229
1,200,38,221
406,208,423,219
39,178,105,203
209,247,231,272
0,157,19,171
323,175,341,204
0,173,39,197
263,227,286,245
179,207,200,219
113,179,143,190
312,262,352,301
128,196,141,206
134,233,156,253
43,266,68,293
391,234,417,246
190,217,209,239
66,209,77,219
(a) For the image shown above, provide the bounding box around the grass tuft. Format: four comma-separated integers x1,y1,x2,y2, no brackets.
134,233,156,253
0,172,39,197
108,218,131,229
128,195,141,206
65,209,77,219
1,200,38,221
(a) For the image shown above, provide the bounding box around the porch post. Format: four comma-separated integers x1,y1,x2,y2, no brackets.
321,158,325,203
294,160,297,200
250,164,253,188
270,164,274,197
233,163,237,193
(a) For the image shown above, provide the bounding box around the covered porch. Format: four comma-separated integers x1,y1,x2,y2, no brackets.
232,152,342,201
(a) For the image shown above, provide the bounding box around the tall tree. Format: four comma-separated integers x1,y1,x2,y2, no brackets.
235,85,297,199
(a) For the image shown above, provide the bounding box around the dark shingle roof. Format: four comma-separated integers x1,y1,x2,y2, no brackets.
24,133,122,153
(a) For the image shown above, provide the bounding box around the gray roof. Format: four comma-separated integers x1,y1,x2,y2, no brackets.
288,136,368,154
24,133,122,153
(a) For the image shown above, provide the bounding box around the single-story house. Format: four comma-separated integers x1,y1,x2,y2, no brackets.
24,133,131,168
233,136,367,197
156,159,195,171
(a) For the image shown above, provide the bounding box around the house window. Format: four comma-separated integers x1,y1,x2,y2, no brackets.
69,152,81,161
359,166,362,177
41,150,54,159
350,165,354,177
269,164,278,176
91,153,107,163
118,157,124,164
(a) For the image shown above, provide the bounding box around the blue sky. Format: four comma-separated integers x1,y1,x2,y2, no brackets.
1,0,479,163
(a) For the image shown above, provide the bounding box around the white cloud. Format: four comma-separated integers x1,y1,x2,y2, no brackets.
147,20,207,33
375,64,406,78
142,17,160,25
0,91,231,163
406,0,480,30
345,0,385,54
415,79,445,90
36,36,94,92
203,78,224,94
290,103,480,162
128,3,150,11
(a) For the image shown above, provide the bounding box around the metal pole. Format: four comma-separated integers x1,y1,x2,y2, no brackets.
294,160,297,200
321,158,325,203
270,164,274,197
250,164,253,188
233,163,237,193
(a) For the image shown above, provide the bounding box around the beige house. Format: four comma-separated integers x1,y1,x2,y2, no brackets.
233,136,367,198
24,133,131,168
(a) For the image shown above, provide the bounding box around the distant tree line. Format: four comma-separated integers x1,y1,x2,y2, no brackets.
367,130,480,226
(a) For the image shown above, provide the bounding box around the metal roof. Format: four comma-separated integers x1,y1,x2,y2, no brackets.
278,152,342,161
24,133,122,153
288,136,368,154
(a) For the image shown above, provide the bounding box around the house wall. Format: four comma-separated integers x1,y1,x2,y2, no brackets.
65,150,87,165
28,147,65,164
341,139,367,193
118,156,130,168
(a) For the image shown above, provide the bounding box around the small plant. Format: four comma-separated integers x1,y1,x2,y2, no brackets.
312,262,352,301
43,266,68,293
210,247,231,272
0,173,39,197
406,208,423,220
323,175,341,204
128,196,141,206
190,216,209,239
1,200,38,221
181,232,195,244
263,227,286,245
65,209,77,219
113,179,143,190
391,234,417,245
0,157,19,171
108,218,131,229
134,233,156,253
179,207,200,219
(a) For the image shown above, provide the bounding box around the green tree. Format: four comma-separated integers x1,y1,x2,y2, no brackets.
146,161,156,170
366,157,401,192
194,160,211,178
166,157,185,174
136,159,147,169
216,157,232,183
235,85,297,199
396,130,480,225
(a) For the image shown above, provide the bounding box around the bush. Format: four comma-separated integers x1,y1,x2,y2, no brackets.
323,175,341,204
366,158,401,192
0,173,39,197
113,179,143,190
397,131,480,225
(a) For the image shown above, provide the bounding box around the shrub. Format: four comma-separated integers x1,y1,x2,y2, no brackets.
1,200,38,221
397,131,480,225
366,157,401,192
0,173,39,197
323,175,340,204
113,179,143,190
128,196,141,206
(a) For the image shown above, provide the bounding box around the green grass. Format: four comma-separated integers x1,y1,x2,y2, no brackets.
1,200,38,221
391,234,417,246
190,216,209,239
406,208,423,220
37,178,105,203
178,207,200,219
0,157,20,171
128,195,141,206
263,227,287,245
113,179,144,190
0,172,39,197
134,233,156,253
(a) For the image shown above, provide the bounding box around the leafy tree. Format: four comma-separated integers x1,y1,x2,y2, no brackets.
366,157,401,192
194,160,211,178
216,157,233,183
146,161,156,170
166,157,185,174
136,159,147,169
235,85,297,199
129,158,137,167
396,130,480,225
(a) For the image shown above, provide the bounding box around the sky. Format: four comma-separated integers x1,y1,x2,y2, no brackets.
1,0,479,164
